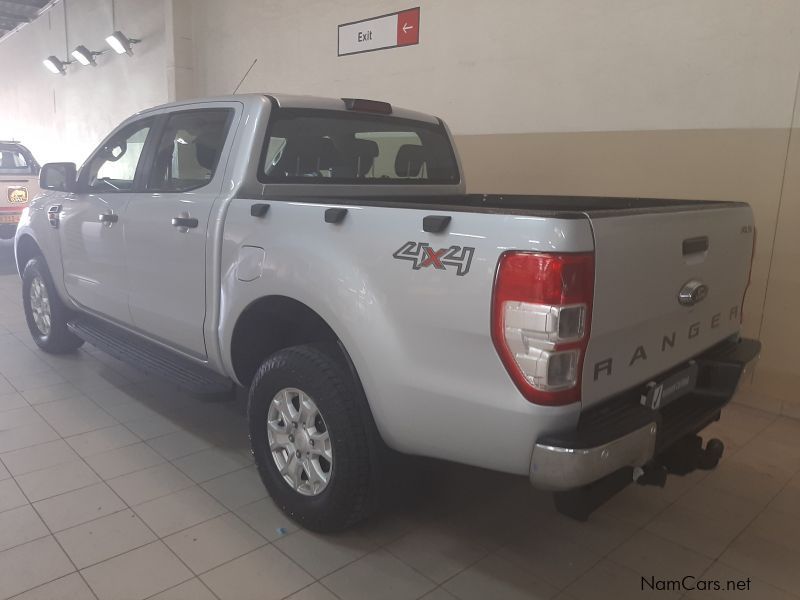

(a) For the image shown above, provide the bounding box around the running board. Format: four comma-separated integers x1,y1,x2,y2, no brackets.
68,316,233,394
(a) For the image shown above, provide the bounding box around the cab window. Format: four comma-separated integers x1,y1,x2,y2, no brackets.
85,120,153,192
147,109,232,192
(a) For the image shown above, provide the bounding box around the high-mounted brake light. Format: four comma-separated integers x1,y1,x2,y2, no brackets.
342,98,393,114
491,252,595,406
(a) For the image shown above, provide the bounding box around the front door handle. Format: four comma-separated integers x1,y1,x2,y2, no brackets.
98,212,118,225
171,216,199,229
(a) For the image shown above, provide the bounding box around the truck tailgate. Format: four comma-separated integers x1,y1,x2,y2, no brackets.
582,203,755,407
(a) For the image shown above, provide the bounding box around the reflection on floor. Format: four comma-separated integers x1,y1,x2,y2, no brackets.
0,247,798,600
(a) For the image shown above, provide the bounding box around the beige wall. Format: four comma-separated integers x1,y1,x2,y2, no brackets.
1,0,799,413
0,0,166,164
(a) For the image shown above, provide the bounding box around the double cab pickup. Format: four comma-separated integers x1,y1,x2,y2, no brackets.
15,94,759,530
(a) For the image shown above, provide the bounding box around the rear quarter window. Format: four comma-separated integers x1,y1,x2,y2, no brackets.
259,108,460,185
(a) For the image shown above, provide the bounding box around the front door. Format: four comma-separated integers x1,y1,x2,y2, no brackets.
124,104,237,358
60,118,155,324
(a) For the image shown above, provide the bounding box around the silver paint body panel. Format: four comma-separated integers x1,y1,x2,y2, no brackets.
16,94,754,478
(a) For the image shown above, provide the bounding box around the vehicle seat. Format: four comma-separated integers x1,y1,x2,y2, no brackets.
341,139,379,178
277,136,341,177
395,144,427,178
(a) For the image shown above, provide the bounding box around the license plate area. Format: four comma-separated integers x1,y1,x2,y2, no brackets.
0,214,20,224
640,361,698,410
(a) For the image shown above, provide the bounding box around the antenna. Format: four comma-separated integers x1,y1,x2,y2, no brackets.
232,58,257,94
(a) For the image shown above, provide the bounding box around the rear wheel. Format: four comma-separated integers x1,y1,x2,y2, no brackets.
22,257,83,354
248,344,381,532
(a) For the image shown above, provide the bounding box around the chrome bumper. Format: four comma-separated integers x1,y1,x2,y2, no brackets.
530,422,658,491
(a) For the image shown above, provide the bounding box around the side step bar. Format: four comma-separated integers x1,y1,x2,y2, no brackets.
68,315,233,394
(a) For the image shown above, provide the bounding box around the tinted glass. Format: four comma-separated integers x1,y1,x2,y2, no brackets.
85,121,152,192
0,148,32,175
147,109,232,192
260,109,459,184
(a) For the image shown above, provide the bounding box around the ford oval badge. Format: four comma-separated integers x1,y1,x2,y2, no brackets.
678,280,709,306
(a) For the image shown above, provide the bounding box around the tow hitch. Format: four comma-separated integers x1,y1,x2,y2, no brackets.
554,434,725,521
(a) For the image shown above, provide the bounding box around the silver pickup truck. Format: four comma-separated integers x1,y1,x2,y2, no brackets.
15,94,760,531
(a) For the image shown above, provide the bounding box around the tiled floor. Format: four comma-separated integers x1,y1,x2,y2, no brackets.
0,246,799,600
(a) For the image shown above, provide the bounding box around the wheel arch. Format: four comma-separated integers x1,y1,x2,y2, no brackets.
15,233,41,276
230,295,348,386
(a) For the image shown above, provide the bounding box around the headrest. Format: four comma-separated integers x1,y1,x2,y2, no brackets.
348,139,379,177
0,153,15,169
280,136,340,175
395,144,427,178
194,131,223,170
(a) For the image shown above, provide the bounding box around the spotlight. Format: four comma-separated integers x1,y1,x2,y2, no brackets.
42,56,68,75
71,45,103,67
105,31,140,56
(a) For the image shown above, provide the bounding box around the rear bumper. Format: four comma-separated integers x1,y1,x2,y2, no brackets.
530,337,761,490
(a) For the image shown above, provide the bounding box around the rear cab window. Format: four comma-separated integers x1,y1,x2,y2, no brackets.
0,144,37,176
259,108,460,185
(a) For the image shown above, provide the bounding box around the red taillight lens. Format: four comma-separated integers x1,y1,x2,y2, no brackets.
491,252,595,406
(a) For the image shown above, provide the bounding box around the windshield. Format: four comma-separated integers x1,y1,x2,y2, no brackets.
0,145,37,176
260,108,460,185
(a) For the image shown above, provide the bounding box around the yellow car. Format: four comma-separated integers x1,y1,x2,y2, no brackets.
0,141,40,240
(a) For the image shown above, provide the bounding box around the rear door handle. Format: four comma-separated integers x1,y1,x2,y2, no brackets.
171,217,199,229
98,212,118,224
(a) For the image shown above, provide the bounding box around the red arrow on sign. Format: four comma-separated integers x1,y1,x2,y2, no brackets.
396,7,420,46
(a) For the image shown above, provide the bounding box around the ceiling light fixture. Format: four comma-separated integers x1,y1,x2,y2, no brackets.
71,45,104,66
105,30,140,55
42,56,69,75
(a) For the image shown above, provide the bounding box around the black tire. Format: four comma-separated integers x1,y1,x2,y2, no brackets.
248,344,381,532
22,257,84,354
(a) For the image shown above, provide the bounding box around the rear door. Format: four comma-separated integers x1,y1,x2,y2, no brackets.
123,103,238,358
582,204,755,407
60,118,156,324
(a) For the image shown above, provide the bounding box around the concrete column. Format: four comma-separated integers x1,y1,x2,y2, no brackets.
164,0,194,101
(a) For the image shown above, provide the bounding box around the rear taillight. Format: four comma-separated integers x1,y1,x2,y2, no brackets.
491,252,595,406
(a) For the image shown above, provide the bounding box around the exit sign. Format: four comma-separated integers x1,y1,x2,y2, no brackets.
338,7,420,56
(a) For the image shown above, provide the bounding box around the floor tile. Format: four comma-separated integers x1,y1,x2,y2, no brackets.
201,466,267,510
163,512,266,574
133,486,227,537
0,536,74,600
84,442,164,479
0,478,27,513
567,558,678,600
15,459,100,502
609,530,714,581
685,560,796,600
147,430,211,460
387,527,489,584
108,462,194,506
34,482,126,532
0,461,8,481
0,439,79,476
148,578,218,600
419,589,459,600
200,545,314,600
0,505,49,552
443,553,558,600
6,370,66,392
11,572,95,600
65,424,141,457
322,549,435,600
101,401,160,424
275,529,375,579
234,497,299,541
0,406,44,430
81,541,193,600
0,392,28,412
34,398,117,437
20,383,84,406
56,509,156,569
173,448,252,483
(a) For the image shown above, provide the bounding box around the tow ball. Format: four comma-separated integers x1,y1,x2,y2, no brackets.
635,434,725,488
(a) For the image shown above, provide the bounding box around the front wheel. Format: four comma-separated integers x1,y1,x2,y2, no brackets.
248,344,381,532
22,257,84,354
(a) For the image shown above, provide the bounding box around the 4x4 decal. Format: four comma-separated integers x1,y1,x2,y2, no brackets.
392,242,475,276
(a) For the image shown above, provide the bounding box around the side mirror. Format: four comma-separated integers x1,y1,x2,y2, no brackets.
39,163,77,192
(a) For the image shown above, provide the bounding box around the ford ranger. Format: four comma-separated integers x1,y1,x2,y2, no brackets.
15,94,760,531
